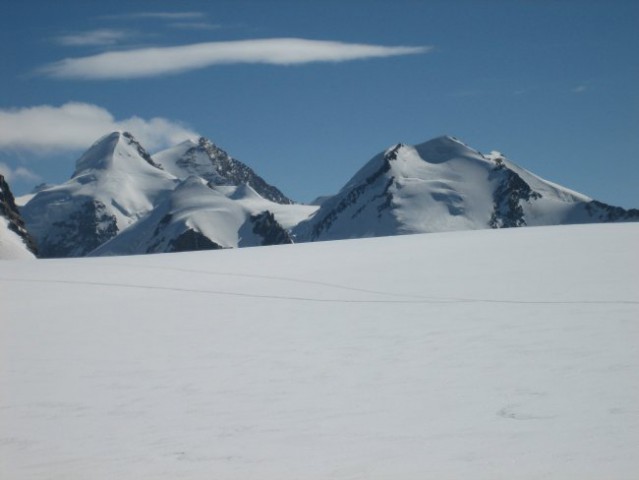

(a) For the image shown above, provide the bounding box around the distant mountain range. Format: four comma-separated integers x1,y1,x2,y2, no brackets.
5,131,638,259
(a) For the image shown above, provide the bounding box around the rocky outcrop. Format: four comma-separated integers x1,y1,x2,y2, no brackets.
0,174,38,255
38,199,118,258
489,161,542,228
248,211,293,246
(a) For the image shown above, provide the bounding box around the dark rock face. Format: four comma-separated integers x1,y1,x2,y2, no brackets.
0,174,38,255
38,199,118,258
489,162,542,228
249,211,293,246
167,228,223,253
307,145,400,241
122,132,162,169
71,131,161,178
142,214,222,254
584,200,639,222
180,138,293,204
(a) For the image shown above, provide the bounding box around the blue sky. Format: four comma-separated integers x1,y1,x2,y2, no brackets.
1,0,637,208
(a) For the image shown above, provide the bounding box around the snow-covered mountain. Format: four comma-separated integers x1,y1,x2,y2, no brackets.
294,136,639,241
21,132,178,258
91,177,314,256
0,175,37,259
153,137,293,204
20,132,638,257
21,131,311,258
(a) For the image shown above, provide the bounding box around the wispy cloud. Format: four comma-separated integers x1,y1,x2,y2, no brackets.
0,103,197,153
55,29,131,47
572,85,589,94
0,162,41,183
101,11,206,21
38,38,432,80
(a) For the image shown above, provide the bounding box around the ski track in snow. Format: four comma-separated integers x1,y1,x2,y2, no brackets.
107,261,433,300
2,224,638,480
1,275,637,305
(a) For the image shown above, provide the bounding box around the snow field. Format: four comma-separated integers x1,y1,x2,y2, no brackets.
1,223,638,479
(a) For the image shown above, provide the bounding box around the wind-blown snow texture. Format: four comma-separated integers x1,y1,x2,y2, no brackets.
0,174,36,259
1,224,638,479
294,136,639,241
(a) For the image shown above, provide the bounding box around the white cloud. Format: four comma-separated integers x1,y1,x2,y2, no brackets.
0,103,198,154
39,38,432,80
0,162,41,183
55,29,131,46
573,85,588,94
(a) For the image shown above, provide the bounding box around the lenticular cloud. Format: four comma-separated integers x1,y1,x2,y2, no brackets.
39,38,432,80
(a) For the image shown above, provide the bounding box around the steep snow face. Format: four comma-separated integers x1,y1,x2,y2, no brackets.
72,131,162,176
91,177,305,256
154,137,293,204
0,175,36,259
21,132,178,258
295,136,639,241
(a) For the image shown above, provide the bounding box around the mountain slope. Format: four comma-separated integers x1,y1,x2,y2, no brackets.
295,136,639,241
21,132,311,258
154,137,293,204
19,132,638,257
0,175,37,259
21,132,178,257
2,224,638,478
90,177,313,256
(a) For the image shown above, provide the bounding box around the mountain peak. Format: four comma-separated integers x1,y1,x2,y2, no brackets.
22,132,177,258
412,135,482,165
153,137,294,204
72,131,160,177
174,138,198,148
384,143,406,160
198,136,213,147
297,134,632,242
197,136,227,158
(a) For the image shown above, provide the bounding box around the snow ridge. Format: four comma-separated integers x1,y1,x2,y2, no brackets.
90,176,305,256
154,137,293,204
